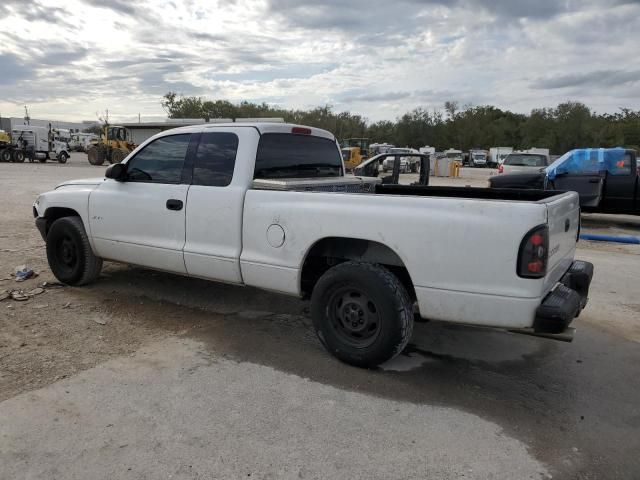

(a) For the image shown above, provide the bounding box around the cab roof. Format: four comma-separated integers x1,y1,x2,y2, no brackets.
157,122,336,141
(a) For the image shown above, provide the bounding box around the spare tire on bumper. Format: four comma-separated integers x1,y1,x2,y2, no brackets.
311,261,414,368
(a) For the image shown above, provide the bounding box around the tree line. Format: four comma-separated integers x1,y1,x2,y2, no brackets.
162,92,640,154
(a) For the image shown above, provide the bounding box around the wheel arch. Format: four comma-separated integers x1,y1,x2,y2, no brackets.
300,237,416,300
42,207,82,236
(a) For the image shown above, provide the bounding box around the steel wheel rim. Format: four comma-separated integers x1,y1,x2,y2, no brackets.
56,234,78,274
327,286,381,348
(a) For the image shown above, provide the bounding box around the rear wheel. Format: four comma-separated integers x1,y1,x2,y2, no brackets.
87,145,105,166
12,150,25,163
46,216,103,286
311,261,414,368
0,149,11,162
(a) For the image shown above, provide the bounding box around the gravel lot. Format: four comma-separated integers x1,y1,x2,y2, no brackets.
1,153,639,479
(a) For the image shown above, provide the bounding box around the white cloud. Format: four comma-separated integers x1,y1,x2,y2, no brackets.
0,0,638,123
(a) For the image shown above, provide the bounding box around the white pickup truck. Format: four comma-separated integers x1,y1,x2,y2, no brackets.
34,123,593,367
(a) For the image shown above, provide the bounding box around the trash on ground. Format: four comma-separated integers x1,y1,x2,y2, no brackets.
0,286,47,302
14,265,38,282
41,281,65,289
10,291,29,301
93,317,107,325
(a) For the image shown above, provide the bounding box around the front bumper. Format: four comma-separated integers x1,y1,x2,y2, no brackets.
534,260,594,334
35,217,47,241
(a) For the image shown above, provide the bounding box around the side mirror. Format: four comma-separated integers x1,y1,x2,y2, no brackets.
105,163,127,181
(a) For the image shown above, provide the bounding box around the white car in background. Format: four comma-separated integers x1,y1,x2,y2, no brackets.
382,147,420,173
498,152,550,174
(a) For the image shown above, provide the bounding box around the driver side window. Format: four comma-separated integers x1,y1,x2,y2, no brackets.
126,134,190,183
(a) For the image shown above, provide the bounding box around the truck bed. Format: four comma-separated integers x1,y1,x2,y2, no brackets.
376,184,564,201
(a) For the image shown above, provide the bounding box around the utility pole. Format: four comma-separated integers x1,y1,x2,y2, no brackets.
24,106,30,125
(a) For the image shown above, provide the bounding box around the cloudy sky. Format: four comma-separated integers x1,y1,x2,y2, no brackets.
0,0,639,123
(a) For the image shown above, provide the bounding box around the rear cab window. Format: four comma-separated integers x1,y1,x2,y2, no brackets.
193,132,239,186
504,154,547,167
254,133,343,179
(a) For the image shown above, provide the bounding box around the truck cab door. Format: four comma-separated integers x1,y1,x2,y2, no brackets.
550,172,604,208
89,133,194,273
183,127,258,284
599,152,636,213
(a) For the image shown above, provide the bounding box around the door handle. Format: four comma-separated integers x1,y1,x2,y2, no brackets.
588,179,600,183
166,199,183,211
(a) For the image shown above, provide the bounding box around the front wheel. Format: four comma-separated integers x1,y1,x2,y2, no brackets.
46,216,103,286
87,146,105,166
311,261,414,368
57,152,68,163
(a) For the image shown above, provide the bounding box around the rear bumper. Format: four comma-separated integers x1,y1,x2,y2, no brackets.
533,260,594,334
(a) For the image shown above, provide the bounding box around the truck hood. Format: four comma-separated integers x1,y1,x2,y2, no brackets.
55,178,105,189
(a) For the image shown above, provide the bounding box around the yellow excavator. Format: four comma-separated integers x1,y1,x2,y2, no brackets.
87,125,135,166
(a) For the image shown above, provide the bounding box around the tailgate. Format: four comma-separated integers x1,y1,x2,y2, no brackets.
543,192,580,294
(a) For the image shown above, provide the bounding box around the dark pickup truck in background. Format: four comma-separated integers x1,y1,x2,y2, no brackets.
489,148,639,215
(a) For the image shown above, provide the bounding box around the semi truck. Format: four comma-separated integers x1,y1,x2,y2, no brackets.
11,125,71,163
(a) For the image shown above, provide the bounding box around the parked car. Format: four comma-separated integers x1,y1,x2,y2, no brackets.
34,122,593,367
489,148,639,215
468,149,489,168
382,147,420,173
498,152,550,174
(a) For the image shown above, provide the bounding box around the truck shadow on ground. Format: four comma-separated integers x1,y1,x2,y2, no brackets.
89,263,640,479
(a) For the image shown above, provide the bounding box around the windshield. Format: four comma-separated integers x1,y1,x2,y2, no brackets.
446,152,462,158
504,154,546,167
255,133,343,179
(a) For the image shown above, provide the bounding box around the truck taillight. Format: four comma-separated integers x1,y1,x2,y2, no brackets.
291,127,311,135
498,164,503,174
518,225,549,278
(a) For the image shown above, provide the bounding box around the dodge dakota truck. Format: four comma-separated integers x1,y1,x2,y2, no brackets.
34,123,593,367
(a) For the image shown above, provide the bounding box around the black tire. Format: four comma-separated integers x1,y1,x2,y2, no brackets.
12,150,25,162
311,261,414,368
57,152,68,164
46,216,103,286
0,149,11,162
111,148,127,164
87,145,105,166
